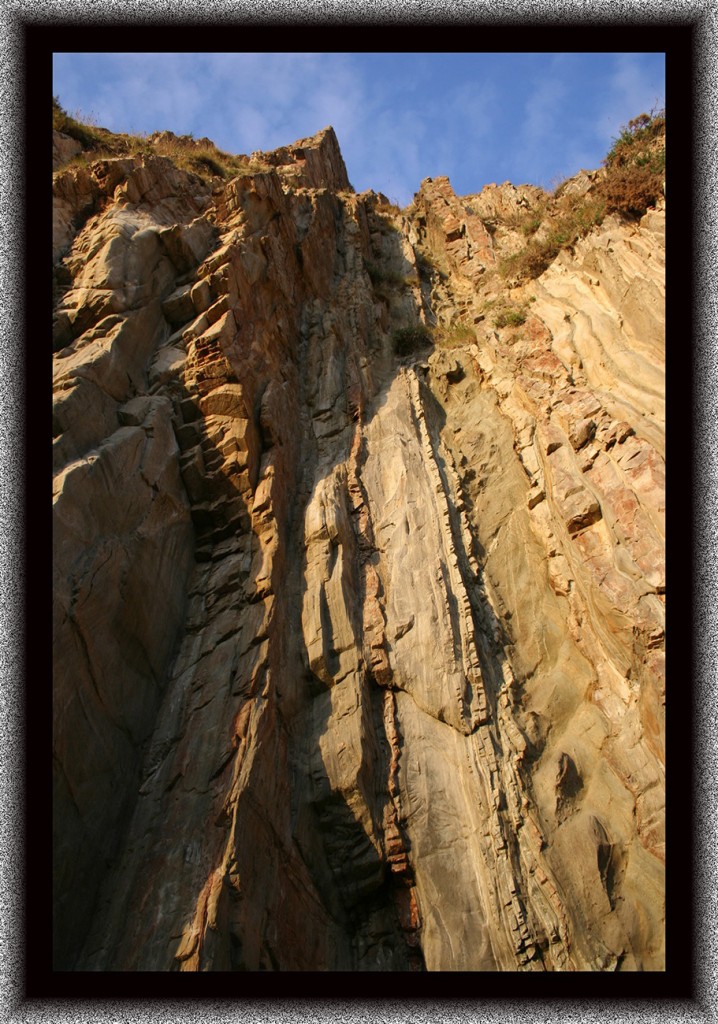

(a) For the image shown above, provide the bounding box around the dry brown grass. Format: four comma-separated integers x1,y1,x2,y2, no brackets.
53,97,268,181
496,110,665,283
597,110,665,216
434,321,476,347
499,196,606,282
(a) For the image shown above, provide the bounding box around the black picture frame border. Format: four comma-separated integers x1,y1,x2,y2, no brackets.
4,5,711,1018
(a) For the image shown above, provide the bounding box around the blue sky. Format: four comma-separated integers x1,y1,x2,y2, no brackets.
53,52,665,207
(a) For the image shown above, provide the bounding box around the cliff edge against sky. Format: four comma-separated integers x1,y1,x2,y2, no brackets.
52,112,665,972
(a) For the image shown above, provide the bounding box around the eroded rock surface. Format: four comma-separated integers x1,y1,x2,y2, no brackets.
53,125,665,971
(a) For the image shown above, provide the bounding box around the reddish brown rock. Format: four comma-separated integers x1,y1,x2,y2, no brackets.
53,121,665,973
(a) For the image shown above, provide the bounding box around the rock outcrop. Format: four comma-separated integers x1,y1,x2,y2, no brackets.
52,123,665,972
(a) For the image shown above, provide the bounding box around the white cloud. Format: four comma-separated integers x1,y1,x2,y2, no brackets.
191,53,367,155
53,51,665,206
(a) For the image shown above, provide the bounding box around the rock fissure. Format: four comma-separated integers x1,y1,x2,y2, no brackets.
53,122,666,972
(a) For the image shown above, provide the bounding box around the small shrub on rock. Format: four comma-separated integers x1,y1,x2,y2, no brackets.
598,109,665,217
494,306,527,329
496,110,663,282
53,96,107,150
365,261,408,289
597,158,665,217
436,322,476,347
392,324,433,356
499,197,605,283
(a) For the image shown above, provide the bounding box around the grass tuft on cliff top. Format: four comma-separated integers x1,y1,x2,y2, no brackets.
500,109,665,283
599,108,666,217
53,96,117,151
53,97,269,181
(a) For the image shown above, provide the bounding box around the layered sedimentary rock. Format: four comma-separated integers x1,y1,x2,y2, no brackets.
52,125,665,971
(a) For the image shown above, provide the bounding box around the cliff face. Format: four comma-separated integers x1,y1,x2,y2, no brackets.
52,124,665,972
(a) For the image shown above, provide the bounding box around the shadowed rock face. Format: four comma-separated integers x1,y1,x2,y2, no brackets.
52,125,665,972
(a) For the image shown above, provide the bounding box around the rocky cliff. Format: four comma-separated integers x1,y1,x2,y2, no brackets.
52,121,665,972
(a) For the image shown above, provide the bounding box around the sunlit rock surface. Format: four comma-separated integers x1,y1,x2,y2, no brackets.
52,125,665,971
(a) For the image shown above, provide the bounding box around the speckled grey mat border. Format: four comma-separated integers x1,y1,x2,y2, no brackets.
2,2,716,1020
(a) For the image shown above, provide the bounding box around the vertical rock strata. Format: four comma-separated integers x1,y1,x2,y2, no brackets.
52,126,665,971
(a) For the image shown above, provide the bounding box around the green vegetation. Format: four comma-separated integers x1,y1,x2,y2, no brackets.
376,198,402,217
499,196,606,282
493,305,528,329
597,109,665,216
392,324,433,356
497,109,665,283
53,95,114,150
519,214,544,236
603,109,665,169
365,261,418,302
53,97,269,181
365,261,409,289
371,200,402,233
550,174,572,199
507,204,548,237
146,135,270,179
435,321,476,347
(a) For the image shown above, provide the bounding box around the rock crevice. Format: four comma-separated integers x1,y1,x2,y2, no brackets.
53,125,665,971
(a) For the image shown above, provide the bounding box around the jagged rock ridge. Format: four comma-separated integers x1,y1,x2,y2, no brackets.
52,122,665,971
